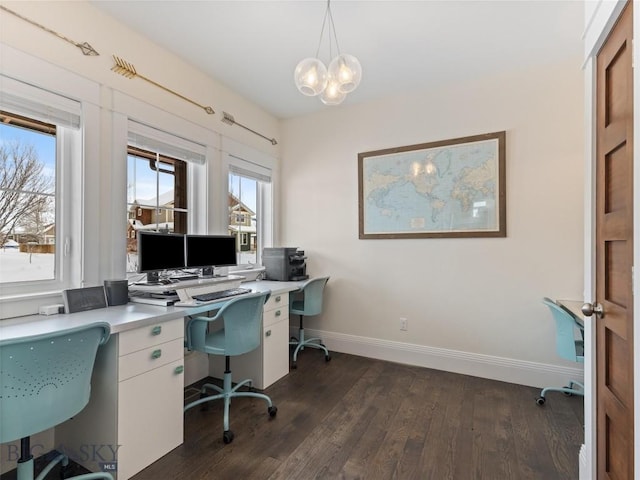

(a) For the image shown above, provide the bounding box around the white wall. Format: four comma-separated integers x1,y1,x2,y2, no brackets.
0,1,280,157
281,56,585,380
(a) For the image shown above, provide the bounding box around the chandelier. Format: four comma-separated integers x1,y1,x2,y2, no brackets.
294,0,362,106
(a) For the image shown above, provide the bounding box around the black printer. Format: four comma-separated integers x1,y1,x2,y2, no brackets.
263,247,309,281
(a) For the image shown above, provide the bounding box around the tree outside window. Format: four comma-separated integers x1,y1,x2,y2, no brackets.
0,112,56,283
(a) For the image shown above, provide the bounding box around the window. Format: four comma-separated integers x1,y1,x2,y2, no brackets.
0,112,56,283
126,148,188,273
0,73,83,297
228,162,272,265
125,121,206,275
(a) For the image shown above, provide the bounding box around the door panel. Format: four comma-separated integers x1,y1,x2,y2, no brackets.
595,2,634,479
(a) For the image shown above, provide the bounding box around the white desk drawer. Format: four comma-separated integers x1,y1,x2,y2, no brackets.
117,358,184,480
119,318,184,356
119,338,184,381
264,305,288,328
262,318,290,387
265,292,288,312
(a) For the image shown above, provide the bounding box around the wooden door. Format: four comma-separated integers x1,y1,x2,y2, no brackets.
595,2,634,478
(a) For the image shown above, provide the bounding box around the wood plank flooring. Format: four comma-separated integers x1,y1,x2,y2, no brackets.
131,351,583,480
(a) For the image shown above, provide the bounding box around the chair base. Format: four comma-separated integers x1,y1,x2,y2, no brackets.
14,448,113,480
289,327,331,369
536,380,584,406
184,370,277,444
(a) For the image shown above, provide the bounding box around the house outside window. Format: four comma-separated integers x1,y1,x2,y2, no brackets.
228,160,272,265
126,147,188,273
228,177,258,261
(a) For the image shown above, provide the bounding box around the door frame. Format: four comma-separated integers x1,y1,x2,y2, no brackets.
584,1,639,478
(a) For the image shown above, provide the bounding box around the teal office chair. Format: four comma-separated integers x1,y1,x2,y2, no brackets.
289,276,330,369
183,291,277,444
536,297,585,405
0,323,112,480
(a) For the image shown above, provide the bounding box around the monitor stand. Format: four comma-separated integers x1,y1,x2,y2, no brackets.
201,266,214,278
146,271,160,283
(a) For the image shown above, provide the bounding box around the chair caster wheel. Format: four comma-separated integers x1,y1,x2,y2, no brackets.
223,430,234,444
325,354,331,362
291,362,297,369
268,405,278,417
535,396,546,406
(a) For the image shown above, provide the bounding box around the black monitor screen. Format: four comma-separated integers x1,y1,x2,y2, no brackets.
186,235,237,268
137,231,186,273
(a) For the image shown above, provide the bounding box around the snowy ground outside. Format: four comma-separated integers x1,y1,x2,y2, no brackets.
0,248,55,282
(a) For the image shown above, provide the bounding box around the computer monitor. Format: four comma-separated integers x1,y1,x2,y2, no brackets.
185,234,237,276
137,231,186,282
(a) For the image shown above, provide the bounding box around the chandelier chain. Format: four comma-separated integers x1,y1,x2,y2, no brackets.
327,2,342,56
314,0,341,61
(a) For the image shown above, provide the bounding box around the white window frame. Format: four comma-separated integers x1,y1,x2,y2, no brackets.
127,120,207,237
222,141,274,268
0,121,76,294
111,92,217,280
0,46,99,315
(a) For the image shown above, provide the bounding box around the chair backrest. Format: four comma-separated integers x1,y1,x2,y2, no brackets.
0,322,110,443
296,276,330,316
186,291,270,357
542,298,584,363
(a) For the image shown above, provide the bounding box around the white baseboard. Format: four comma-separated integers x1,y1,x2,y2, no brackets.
579,444,589,480
293,327,584,388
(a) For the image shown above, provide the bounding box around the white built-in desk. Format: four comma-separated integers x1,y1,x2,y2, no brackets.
0,280,302,480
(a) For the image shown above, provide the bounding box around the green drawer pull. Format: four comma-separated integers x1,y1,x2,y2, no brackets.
151,326,162,336
275,295,281,302
275,310,282,317
151,349,162,359
174,365,184,374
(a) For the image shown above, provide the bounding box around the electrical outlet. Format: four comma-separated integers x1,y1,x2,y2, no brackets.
400,317,408,331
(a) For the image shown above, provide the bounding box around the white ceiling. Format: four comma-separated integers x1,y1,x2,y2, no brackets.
90,1,584,120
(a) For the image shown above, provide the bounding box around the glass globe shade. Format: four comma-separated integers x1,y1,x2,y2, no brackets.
320,74,346,106
328,54,362,93
294,58,328,96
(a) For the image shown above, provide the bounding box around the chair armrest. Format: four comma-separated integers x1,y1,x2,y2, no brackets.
185,314,222,351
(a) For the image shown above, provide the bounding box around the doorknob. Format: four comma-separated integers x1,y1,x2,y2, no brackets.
582,301,604,318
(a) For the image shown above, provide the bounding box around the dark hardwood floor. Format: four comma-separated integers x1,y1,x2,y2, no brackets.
131,350,583,480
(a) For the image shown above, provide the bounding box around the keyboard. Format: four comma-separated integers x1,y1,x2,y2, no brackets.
191,288,252,303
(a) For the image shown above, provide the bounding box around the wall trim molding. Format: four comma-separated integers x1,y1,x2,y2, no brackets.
579,444,588,480
293,327,584,389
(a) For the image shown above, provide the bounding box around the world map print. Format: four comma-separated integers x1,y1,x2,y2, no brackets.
360,136,503,237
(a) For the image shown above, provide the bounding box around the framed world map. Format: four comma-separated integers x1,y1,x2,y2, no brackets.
358,131,506,239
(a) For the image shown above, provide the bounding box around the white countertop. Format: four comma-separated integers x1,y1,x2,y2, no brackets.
0,280,301,341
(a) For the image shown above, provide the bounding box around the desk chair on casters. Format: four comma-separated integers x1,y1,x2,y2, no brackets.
183,290,277,444
536,297,585,406
0,323,112,480
289,276,330,369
